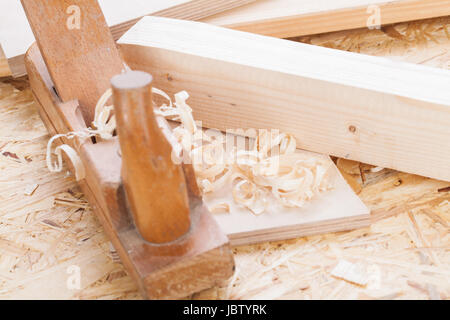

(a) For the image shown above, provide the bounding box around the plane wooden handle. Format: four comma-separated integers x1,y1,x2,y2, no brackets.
111,71,190,243
21,0,125,126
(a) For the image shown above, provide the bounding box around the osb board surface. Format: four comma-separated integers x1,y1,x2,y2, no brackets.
0,17,449,299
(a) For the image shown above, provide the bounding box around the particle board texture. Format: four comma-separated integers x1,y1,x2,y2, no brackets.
118,16,450,182
0,0,256,77
0,17,449,299
203,0,450,38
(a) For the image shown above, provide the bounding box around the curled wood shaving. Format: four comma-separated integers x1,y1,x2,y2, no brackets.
45,88,332,214
156,91,333,215
45,88,166,181
91,88,116,140
46,133,90,181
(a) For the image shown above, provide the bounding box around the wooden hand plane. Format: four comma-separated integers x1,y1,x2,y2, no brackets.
21,0,234,299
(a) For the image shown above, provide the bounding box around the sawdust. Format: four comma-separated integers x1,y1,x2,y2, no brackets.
0,17,449,299
293,16,450,69
0,82,139,299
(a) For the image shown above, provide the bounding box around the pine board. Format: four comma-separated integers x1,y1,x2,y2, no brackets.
203,0,450,38
118,17,450,182
0,44,11,78
0,0,256,77
203,150,370,246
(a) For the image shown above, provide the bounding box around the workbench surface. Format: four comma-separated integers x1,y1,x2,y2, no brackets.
0,17,448,299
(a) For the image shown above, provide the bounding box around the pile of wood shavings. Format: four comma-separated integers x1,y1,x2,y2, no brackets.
156,91,333,215
43,86,333,215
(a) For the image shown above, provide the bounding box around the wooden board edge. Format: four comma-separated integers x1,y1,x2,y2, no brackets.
111,0,258,40
0,43,12,78
212,0,450,38
5,0,257,78
228,214,371,246
7,54,27,78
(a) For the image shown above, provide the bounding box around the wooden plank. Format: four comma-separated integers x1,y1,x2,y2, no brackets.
21,0,126,125
0,0,256,77
203,150,370,246
1,15,448,300
118,17,450,182
203,0,450,38
0,44,11,78
108,0,258,40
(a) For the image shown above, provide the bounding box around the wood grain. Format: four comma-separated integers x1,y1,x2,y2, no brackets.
207,151,370,246
24,42,235,299
3,76,448,299
1,16,448,300
1,0,256,77
21,0,126,125
111,71,191,243
204,0,450,38
118,17,450,182
109,0,258,41
0,44,11,78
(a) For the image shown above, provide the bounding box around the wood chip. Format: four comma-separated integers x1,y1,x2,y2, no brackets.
24,183,38,196
331,260,368,286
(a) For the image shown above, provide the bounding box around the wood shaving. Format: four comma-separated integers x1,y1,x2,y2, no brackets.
156,91,333,215
209,202,230,214
331,260,368,286
44,87,185,182
45,87,333,215
44,89,119,181
46,134,87,181
23,183,38,196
